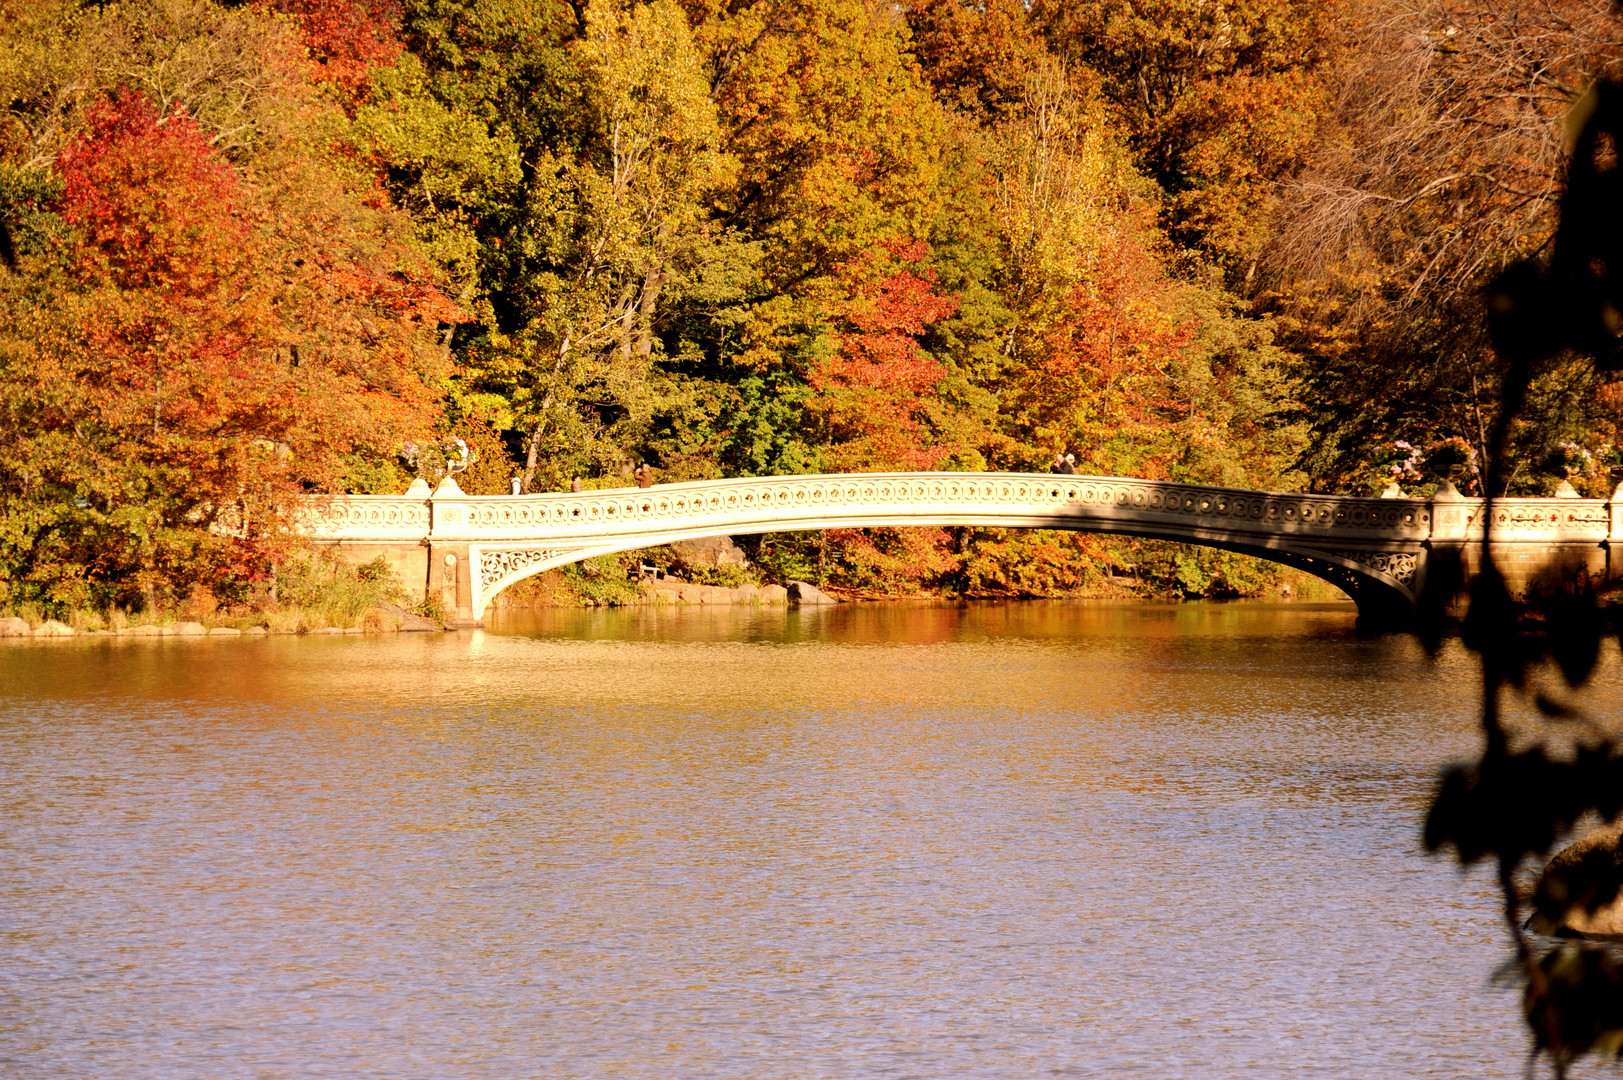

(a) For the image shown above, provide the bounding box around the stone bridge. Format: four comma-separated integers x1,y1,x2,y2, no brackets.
298,471,1623,627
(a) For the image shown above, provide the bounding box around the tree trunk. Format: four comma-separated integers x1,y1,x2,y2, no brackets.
519,332,575,493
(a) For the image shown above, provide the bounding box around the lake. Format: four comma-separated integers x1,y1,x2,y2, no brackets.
0,601,1561,1077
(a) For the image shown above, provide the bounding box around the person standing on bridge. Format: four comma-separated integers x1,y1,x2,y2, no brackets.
1050,453,1066,474
571,477,583,493
1059,454,1078,475
636,464,653,489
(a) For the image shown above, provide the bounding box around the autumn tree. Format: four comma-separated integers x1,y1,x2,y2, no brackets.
0,3,454,612
809,240,963,472
262,0,403,100
1031,0,1331,277
1267,0,1623,490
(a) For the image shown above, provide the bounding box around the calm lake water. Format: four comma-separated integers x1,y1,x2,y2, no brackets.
0,601,1584,1078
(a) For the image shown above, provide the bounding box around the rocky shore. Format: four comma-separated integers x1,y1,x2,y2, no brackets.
0,580,843,638
622,578,838,608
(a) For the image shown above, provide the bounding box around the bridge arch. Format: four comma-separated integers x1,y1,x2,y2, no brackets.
472,523,1416,624
425,473,1427,624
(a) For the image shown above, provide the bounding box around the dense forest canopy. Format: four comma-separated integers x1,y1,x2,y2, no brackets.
2,0,1621,610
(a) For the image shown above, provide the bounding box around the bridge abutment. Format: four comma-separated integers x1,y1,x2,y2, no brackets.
313,541,431,603
428,541,475,625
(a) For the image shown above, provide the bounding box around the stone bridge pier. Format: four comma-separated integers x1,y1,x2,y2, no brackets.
298,472,1623,629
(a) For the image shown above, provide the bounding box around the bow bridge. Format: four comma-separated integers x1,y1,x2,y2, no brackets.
300,471,1623,627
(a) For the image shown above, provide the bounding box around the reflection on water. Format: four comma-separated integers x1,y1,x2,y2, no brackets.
0,602,1560,1077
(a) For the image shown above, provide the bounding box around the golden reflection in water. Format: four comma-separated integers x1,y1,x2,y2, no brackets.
0,602,1593,1079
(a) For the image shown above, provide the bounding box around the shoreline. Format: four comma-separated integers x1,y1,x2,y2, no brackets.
0,595,1359,641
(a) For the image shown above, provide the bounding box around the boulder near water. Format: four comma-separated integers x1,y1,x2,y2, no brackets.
122,624,161,636
0,616,29,637
759,584,789,605
669,536,748,568
1534,822,1623,937
378,602,441,632
166,622,207,637
33,619,75,637
786,580,837,605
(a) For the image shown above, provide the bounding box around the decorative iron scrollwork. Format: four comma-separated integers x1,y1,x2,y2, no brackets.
478,548,560,593
1333,551,1419,587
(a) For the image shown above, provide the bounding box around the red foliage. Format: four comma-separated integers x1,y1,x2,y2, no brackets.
262,0,402,96
811,239,961,471
58,89,246,295
21,86,451,604
57,90,269,445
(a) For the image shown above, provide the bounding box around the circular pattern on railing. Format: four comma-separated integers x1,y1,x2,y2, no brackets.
302,476,1482,547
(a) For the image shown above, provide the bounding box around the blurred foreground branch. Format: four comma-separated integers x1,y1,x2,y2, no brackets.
1422,74,1623,1076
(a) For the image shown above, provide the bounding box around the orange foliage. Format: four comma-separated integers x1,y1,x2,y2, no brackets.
810,239,961,472
1008,232,1193,477
262,0,402,98
823,526,961,596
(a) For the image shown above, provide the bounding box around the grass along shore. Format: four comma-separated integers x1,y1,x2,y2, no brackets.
0,551,445,638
